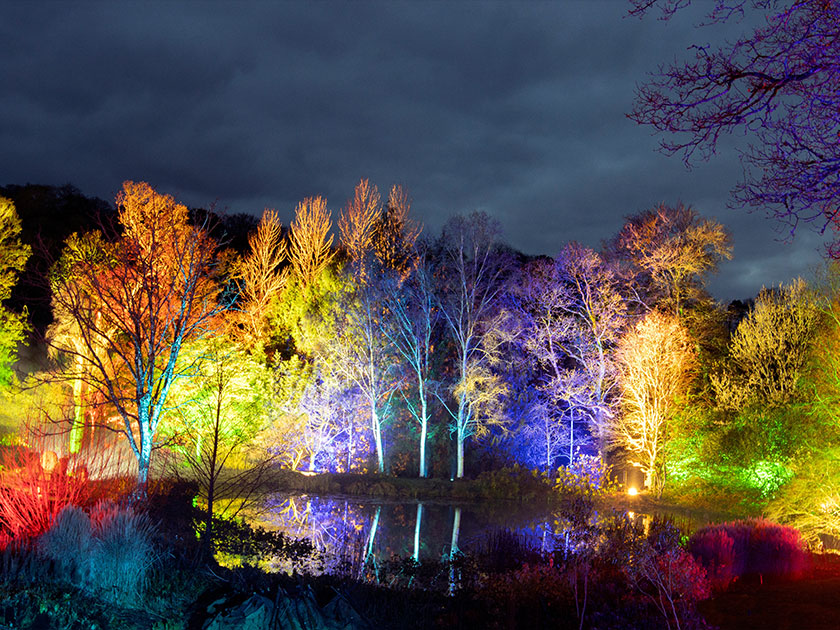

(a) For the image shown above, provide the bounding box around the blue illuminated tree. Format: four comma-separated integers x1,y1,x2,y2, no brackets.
514,244,626,460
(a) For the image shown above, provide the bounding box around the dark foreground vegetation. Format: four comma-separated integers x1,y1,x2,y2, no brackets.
0,462,835,630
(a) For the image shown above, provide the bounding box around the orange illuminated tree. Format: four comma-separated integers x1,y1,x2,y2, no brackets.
373,185,421,279
236,208,287,349
287,196,335,289
48,181,224,489
339,179,380,282
608,203,731,318
613,310,696,496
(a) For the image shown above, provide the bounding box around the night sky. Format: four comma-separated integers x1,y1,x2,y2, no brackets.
1,1,831,301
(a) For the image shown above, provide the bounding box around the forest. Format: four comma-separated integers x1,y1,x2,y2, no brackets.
0,178,837,552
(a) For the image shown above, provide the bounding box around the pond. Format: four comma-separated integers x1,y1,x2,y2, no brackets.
247,492,723,574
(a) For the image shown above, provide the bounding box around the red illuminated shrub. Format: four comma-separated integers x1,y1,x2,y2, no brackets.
688,519,808,585
0,425,133,546
0,447,91,542
686,527,735,591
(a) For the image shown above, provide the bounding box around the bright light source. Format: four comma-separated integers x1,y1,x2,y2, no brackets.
627,486,638,496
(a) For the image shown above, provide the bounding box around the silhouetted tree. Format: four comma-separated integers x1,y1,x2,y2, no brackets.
631,0,840,250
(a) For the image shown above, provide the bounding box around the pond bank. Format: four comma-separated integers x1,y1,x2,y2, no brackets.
264,467,560,505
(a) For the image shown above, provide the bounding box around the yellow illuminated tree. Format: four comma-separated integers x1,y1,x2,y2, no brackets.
287,196,334,288
711,278,818,410
160,334,276,556
613,310,696,496
47,231,116,452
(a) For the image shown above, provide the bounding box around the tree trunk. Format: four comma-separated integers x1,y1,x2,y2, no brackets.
419,395,428,478
371,405,384,473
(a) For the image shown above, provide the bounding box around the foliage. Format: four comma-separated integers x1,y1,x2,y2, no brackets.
235,208,287,349
606,203,731,317
613,310,697,496
38,504,92,585
712,278,818,410
688,519,808,588
48,181,226,487
765,446,840,548
474,514,710,630
0,197,31,387
628,518,711,629
555,454,614,500
161,334,277,553
287,195,335,288
87,503,159,605
36,501,160,606
0,446,92,541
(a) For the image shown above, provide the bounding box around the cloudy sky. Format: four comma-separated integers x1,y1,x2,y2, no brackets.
1,1,830,301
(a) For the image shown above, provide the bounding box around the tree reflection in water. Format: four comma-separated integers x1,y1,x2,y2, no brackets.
259,494,574,577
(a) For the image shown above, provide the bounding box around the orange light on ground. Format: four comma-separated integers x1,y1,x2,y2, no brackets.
627,486,638,496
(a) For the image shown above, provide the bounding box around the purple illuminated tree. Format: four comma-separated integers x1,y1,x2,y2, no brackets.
298,368,355,472
630,0,840,250
515,244,626,460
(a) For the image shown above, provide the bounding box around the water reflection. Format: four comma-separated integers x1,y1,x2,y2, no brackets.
258,493,561,572
254,493,714,577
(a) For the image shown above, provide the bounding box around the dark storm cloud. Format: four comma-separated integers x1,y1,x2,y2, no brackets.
0,1,829,301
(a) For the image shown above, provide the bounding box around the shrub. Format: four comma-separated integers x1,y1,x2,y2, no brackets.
0,447,91,541
747,519,808,578
38,505,93,585
688,518,807,586
686,526,735,590
555,455,614,500
88,505,159,605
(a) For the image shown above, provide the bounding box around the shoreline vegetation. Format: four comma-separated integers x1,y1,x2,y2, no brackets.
0,467,838,628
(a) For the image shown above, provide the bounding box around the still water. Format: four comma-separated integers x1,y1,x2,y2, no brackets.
249,492,719,574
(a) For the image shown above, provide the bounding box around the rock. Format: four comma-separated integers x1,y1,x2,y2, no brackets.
201,585,371,630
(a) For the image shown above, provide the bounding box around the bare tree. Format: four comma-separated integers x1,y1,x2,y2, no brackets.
607,204,731,318
516,243,626,460
48,181,224,489
236,208,287,349
437,212,510,478
287,196,335,288
630,0,840,249
381,242,438,477
339,179,380,282
612,310,696,496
